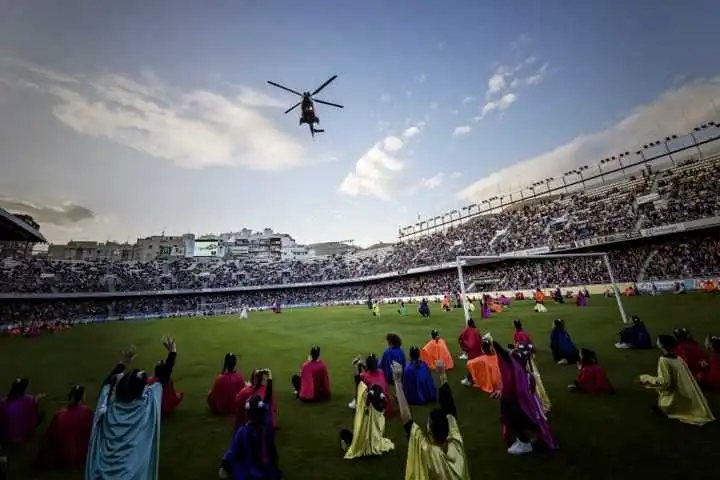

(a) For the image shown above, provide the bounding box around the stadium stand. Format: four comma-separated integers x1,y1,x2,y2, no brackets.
2,141,720,325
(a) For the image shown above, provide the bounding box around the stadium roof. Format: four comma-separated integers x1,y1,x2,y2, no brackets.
0,207,46,242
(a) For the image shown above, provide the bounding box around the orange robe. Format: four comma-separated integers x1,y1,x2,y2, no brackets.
467,354,502,393
420,338,455,370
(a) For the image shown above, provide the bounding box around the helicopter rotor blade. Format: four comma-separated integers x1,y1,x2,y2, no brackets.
311,75,338,96
267,81,303,97
314,99,344,109
284,102,301,114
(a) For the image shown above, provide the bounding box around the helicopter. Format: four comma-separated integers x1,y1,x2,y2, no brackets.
266,75,344,138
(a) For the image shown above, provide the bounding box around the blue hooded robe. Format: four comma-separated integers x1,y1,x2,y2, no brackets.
380,347,406,385
85,382,161,480
403,360,437,405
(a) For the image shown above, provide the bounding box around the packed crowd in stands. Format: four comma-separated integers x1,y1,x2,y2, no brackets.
1,155,720,325
1,233,719,326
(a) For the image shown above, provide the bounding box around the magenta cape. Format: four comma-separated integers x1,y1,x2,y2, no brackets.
498,353,557,450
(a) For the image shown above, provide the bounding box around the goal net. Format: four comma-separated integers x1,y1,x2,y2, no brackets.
454,253,629,324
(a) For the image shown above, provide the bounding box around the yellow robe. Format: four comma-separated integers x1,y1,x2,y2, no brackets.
639,355,715,426
530,358,551,413
405,415,470,480
343,382,395,459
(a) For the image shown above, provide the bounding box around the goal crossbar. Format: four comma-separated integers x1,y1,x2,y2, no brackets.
455,253,629,324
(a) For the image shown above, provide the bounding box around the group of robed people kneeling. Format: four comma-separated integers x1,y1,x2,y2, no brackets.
3,316,720,480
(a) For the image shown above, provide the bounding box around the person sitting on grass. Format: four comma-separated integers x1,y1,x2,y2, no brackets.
616,315,652,349
421,330,454,370
218,369,282,480
85,339,174,480
208,354,245,415
418,299,431,318
513,320,533,348
397,302,409,316
550,319,579,365
698,336,720,392
402,347,437,405
147,341,183,417
465,339,502,393
568,348,615,395
348,354,391,413
637,334,715,425
235,370,278,430
515,343,551,414
673,328,709,382
340,380,394,460
0,377,46,446
291,345,331,402
458,319,483,362
392,360,470,479
491,340,558,456
36,385,93,470
380,333,406,386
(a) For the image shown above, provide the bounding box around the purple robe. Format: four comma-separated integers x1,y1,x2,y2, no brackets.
222,410,282,480
497,352,557,450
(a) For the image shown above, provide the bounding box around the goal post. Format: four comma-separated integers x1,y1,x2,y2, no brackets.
455,253,629,325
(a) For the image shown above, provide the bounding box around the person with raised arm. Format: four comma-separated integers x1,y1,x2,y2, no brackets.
208,353,246,415
291,345,331,402
235,370,278,430
85,338,175,480
0,378,46,446
147,339,183,416
347,354,391,412
392,360,470,479
218,368,282,480
36,385,93,469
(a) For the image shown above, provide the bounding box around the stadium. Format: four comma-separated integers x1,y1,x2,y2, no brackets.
1,118,720,479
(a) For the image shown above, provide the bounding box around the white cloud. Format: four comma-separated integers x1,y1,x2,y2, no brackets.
380,93,392,102
417,172,445,189
2,59,306,171
449,171,463,180
462,96,476,104
525,62,549,86
406,90,413,97
453,125,471,136
487,73,506,97
415,74,427,83
338,135,406,199
403,121,426,139
236,87,286,108
498,93,517,109
457,77,720,202
430,102,439,110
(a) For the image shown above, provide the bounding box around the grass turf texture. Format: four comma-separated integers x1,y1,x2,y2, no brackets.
2,294,720,480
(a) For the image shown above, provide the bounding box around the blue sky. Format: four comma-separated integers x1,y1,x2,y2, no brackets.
1,0,719,247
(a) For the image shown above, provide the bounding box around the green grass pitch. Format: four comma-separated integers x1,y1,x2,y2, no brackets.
2,294,719,480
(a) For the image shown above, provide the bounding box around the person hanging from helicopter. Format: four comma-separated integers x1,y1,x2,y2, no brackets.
267,75,344,138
